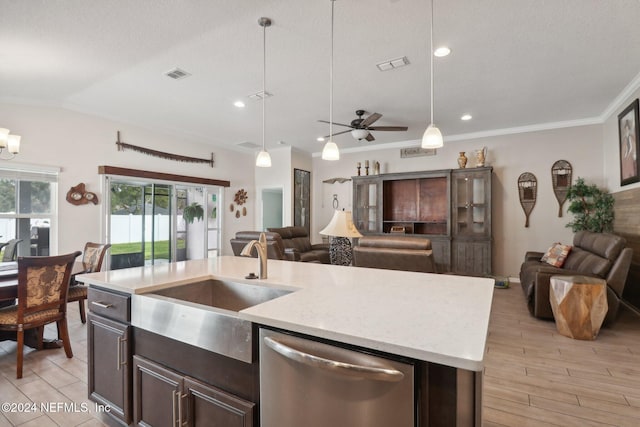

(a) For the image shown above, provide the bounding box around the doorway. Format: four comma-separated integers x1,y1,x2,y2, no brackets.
262,188,283,231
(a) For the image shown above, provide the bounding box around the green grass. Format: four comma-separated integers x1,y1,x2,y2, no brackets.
110,240,186,260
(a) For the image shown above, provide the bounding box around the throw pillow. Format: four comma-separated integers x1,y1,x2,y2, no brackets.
541,243,572,267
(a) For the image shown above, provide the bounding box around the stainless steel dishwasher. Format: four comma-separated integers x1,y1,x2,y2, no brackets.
260,328,414,427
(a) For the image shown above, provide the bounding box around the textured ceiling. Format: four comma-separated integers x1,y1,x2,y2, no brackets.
2,0,640,154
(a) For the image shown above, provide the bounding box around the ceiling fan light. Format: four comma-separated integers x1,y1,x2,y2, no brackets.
351,129,369,140
321,141,340,161
421,124,443,149
256,150,272,167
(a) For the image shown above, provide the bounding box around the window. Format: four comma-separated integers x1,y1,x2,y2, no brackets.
0,166,58,257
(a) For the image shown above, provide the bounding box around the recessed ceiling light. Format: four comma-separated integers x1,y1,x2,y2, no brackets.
317,137,325,142
461,114,472,121
234,101,245,108
434,47,451,57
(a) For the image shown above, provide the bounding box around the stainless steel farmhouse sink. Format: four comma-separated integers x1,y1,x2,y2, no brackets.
131,279,292,363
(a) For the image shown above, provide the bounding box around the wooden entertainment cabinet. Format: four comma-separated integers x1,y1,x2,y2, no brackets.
352,167,492,275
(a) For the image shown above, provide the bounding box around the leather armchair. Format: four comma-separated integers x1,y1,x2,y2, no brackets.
267,226,330,264
353,235,436,273
520,231,633,325
230,231,296,261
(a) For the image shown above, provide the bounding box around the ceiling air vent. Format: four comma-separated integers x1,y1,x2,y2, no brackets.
376,56,410,71
248,91,273,101
236,141,261,149
164,68,192,80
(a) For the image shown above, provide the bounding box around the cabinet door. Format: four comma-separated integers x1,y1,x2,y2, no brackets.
184,377,254,427
88,313,131,425
452,240,492,276
133,356,183,427
452,170,491,238
353,178,381,234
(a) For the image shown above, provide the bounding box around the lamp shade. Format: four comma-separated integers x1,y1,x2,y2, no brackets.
0,128,9,149
7,135,20,154
421,124,443,149
319,210,362,238
256,150,272,167
321,141,340,161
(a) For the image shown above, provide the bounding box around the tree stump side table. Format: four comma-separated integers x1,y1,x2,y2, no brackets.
550,275,608,340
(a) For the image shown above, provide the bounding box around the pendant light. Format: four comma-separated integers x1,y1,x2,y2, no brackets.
421,0,443,149
322,0,340,161
255,17,272,167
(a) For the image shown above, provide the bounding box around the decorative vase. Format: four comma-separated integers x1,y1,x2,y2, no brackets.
457,152,468,169
475,147,487,167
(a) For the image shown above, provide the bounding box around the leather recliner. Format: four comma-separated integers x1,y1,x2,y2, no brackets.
230,231,294,261
519,230,633,325
353,235,436,273
267,226,330,264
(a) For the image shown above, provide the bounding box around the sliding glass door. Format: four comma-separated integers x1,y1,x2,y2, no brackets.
106,176,220,270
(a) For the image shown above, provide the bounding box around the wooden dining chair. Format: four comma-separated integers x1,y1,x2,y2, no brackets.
68,242,111,323
1,239,22,262
0,251,81,378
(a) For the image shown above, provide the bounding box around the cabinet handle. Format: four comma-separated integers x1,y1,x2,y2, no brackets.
91,301,113,309
116,336,127,370
178,392,187,426
172,390,178,427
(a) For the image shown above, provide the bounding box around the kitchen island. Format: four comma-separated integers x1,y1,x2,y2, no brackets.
77,255,494,426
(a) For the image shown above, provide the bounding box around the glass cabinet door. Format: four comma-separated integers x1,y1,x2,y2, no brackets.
453,170,490,237
353,178,380,234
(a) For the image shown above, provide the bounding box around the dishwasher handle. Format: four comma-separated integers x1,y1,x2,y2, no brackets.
263,336,405,382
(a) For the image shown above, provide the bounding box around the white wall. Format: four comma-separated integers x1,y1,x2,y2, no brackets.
312,125,604,277
254,147,291,229
1,103,254,256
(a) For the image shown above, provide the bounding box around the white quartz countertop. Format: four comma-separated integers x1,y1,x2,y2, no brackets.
76,256,494,371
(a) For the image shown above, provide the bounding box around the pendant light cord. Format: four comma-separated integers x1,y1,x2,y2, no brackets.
430,0,434,125
329,0,335,141
262,21,266,152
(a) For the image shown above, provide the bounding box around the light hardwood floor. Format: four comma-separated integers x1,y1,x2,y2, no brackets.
484,284,640,426
0,285,639,426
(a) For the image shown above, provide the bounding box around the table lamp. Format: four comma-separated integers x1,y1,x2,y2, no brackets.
319,209,362,265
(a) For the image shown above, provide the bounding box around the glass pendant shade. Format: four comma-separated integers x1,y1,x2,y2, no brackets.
321,141,340,161
7,135,21,154
421,124,443,149
0,128,9,148
256,150,272,167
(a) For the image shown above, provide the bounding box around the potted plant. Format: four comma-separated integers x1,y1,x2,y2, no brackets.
565,177,614,233
183,202,204,224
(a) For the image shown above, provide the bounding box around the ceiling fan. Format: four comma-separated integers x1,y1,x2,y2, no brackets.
318,110,408,141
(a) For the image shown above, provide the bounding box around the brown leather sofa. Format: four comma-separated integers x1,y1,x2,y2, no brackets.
519,230,633,324
230,231,294,261
267,226,330,263
353,235,436,273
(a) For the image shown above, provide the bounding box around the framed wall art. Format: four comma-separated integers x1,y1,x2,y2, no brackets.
618,98,640,186
294,168,311,234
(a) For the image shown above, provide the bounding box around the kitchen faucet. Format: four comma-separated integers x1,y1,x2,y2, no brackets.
240,232,268,279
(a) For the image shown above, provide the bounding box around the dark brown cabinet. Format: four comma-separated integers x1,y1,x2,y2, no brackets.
353,167,492,275
87,286,133,426
133,355,254,427
88,312,132,425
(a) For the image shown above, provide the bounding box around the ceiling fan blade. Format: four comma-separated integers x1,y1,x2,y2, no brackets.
365,133,375,142
360,112,382,127
322,129,352,139
317,120,353,128
367,126,408,131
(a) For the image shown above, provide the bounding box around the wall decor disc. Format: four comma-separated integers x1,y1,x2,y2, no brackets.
518,172,538,227
551,160,572,217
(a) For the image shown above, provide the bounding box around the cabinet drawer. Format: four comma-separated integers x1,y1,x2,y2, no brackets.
88,287,131,322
